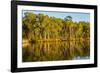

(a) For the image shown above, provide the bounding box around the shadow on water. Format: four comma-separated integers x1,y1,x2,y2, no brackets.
22,40,90,62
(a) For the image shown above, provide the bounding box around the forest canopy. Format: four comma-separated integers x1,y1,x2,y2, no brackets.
22,12,90,42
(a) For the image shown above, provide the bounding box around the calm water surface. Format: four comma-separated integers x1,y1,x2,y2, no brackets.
22,40,90,62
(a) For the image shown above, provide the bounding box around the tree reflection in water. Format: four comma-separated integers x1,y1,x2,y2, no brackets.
22,40,90,62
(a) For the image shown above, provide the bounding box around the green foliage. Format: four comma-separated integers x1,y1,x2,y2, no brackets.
22,12,90,41
64,16,72,21
22,12,90,62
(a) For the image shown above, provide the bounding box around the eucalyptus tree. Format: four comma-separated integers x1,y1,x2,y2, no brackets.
22,12,90,42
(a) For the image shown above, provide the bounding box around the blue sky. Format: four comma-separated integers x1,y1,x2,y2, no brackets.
22,10,90,22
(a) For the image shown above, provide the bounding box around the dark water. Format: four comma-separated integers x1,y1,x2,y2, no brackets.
22,40,90,62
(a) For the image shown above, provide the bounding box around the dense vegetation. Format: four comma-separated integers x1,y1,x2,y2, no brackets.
22,12,90,62
22,12,90,43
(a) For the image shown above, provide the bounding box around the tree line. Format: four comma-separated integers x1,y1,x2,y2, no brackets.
22,12,90,42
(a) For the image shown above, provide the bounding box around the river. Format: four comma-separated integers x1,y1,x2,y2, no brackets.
22,40,90,62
